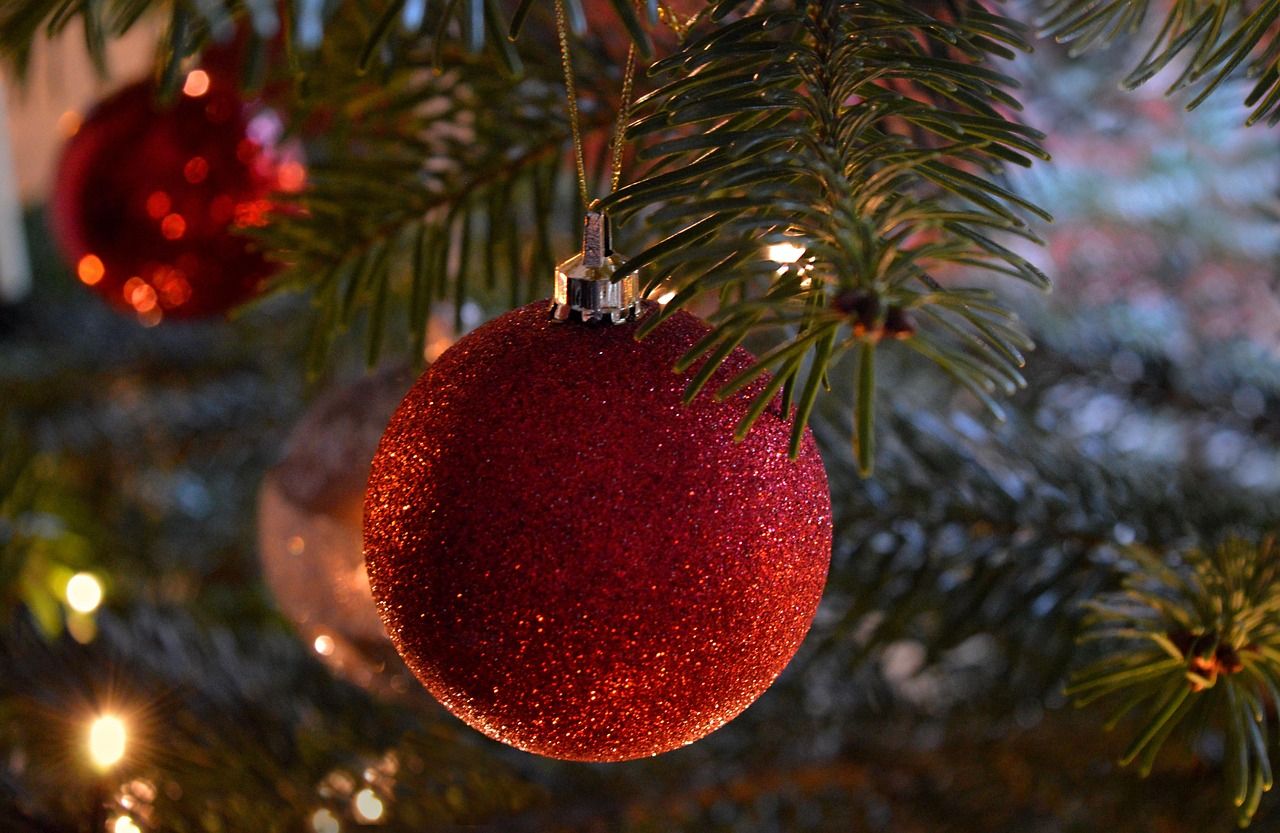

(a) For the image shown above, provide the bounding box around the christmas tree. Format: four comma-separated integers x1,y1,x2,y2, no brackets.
1,0,1279,830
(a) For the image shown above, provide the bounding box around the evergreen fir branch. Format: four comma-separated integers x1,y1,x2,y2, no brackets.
0,0,661,86
255,21,623,371
803,303,1280,718
601,0,1050,475
0,609,541,832
0,0,273,85
0,429,101,640
1068,537,1280,827
0,423,38,619
1040,0,1280,126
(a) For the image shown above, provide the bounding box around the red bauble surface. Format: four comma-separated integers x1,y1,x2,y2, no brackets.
364,300,832,761
50,77,300,321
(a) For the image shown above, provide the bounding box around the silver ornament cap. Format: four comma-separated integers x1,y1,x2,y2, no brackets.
551,211,640,325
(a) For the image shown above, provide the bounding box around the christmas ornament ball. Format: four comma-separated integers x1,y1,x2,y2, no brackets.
364,300,832,761
50,76,300,322
258,367,414,694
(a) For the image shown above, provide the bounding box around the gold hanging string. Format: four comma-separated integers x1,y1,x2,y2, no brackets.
609,42,637,194
553,0,640,209
554,0,591,210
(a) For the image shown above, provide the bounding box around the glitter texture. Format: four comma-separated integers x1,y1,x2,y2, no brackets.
364,301,832,761
50,78,292,321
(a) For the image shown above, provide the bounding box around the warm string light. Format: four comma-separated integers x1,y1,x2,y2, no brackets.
66,572,104,613
311,754,397,830
88,715,127,770
112,816,142,833
351,788,385,823
77,255,105,286
766,241,813,288
423,310,459,363
57,110,83,138
181,70,211,98
645,242,810,310
117,777,157,826
766,241,806,266
278,160,307,192
313,634,336,657
311,808,341,833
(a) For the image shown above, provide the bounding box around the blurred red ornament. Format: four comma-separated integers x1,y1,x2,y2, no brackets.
364,300,832,761
49,73,303,322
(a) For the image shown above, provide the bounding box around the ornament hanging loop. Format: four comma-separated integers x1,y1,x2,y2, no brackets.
548,0,640,326
582,209,610,268
551,209,640,325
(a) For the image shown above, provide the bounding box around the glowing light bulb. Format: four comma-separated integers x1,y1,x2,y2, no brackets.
66,573,103,614
88,715,126,770
77,255,105,286
766,242,806,265
183,156,209,184
654,289,676,305
311,808,341,833
145,191,171,220
122,278,158,314
352,788,385,823
314,635,335,657
57,110,83,137
160,213,187,240
182,70,211,98
278,160,307,192
113,816,142,833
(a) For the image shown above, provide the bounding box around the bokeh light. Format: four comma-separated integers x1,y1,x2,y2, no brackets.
112,816,141,833
311,808,341,833
352,788,385,823
765,242,806,265
88,715,126,770
57,110,83,138
76,255,105,286
65,572,103,614
182,70,210,98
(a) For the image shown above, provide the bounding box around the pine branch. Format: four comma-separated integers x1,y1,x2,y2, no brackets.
798,293,1280,719
1040,0,1280,126
255,17,624,371
0,0,663,88
0,0,271,86
1068,537,1280,827
0,424,103,640
0,608,540,832
0,421,38,615
599,0,1049,475
806,399,1274,707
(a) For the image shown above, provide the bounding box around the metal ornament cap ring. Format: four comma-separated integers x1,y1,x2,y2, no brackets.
551,211,641,326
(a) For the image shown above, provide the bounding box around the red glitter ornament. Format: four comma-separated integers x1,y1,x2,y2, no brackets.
49,74,301,322
364,300,832,761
